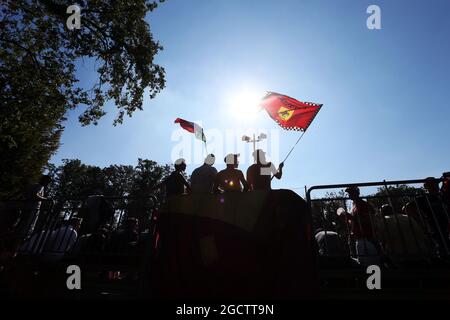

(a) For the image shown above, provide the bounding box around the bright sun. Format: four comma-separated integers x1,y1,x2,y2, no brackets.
228,90,265,120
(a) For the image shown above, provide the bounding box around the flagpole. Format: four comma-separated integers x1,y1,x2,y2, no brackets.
202,127,208,155
281,130,306,164
271,130,306,181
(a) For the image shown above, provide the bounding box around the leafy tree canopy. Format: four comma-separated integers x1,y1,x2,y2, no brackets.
0,0,166,199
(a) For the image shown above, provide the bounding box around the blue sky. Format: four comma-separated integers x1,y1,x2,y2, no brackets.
51,0,450,196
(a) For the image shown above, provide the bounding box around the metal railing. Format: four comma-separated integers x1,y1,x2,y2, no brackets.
2,184,449,297
306,179,450,267
1,195,159,264
0,195,161,297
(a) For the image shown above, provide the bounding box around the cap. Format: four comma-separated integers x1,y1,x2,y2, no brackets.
205,154,215,165
424,177,438,183
224,153,240,165
174,158,186,165
345,186,360,193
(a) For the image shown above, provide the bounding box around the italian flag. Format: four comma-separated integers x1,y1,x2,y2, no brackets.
174,118,206,142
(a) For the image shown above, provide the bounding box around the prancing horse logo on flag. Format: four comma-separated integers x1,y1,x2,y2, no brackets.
278,106,294,121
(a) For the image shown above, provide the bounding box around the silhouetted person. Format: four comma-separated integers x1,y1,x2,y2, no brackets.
78,190,114,235
246,149,283,191
417,177,450,256
343,186,380,266
213,154,248,193
191,154,217,193
156,158,191,197
15,175,52,239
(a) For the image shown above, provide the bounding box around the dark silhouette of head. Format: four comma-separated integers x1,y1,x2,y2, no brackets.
98,224,111,235
345,186,360,200
67,217,83,231
39,174,52,186
441,172,450,195
224,153,239,169
174,158,187,172
424,177,439,195
88,188,103,196
123,218,139,233
380,204,394,216
402,201,417,217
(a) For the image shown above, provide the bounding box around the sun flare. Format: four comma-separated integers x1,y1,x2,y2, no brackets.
228,90,265,120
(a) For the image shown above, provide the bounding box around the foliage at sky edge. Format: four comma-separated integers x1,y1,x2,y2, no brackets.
46,158,171,224
0,0,166,199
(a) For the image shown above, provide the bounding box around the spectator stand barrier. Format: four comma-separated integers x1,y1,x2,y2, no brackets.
0,195,159,299
306,179,450,298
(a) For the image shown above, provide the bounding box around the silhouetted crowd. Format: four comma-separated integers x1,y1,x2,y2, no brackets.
314,173,450,268
0,149,285,268
155,150,283,196
0,189,152,273
2,154,449,273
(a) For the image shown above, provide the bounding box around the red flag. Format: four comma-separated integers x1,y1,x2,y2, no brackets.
174,118,206,142
260,92,322,131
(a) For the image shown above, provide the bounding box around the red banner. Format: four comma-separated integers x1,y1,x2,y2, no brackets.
260,92,322,131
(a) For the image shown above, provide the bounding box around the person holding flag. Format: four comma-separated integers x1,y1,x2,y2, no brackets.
247,149,283,191
171,92,323,192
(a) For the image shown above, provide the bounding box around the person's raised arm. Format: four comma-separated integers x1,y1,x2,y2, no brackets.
273,162,284,180
35,193,47,201
31,185,47,201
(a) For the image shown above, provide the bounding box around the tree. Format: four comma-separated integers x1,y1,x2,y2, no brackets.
0,0,166,199
46,158,171,212
311,190,347,231
368,184,423,213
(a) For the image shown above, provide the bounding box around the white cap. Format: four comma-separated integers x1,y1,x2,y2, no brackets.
224,153,239,165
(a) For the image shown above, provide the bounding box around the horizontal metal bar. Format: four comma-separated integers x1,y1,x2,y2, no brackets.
306,178,429,202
